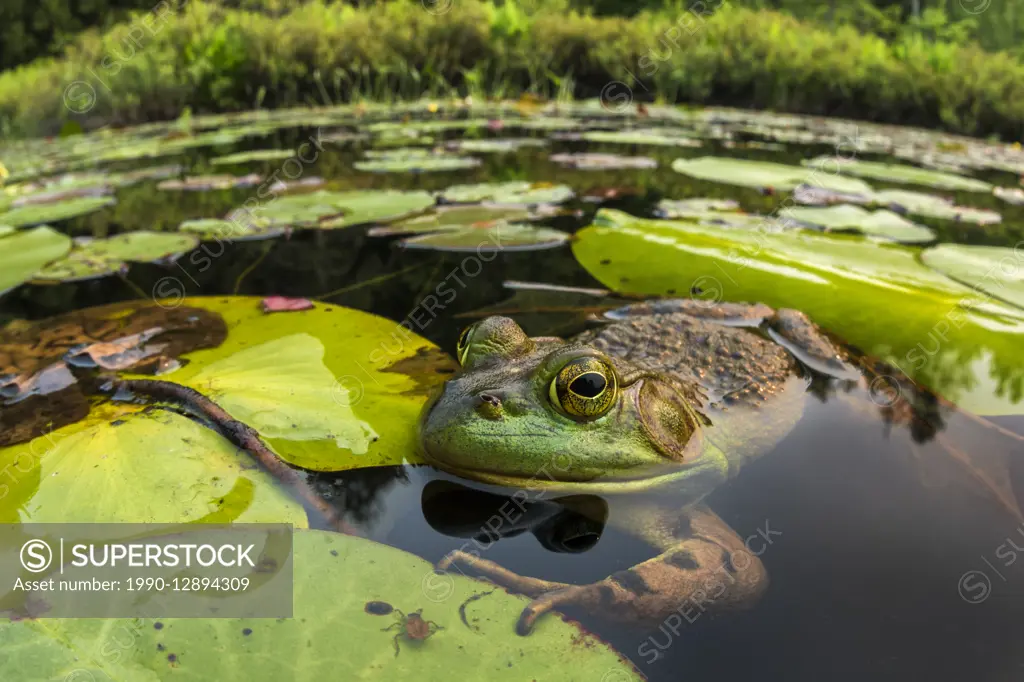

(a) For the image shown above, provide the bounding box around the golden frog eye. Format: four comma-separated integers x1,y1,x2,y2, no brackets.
549,357,617,420
456,324,475,365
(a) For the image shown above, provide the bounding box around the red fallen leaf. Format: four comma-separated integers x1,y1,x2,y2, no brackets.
261,296,314,313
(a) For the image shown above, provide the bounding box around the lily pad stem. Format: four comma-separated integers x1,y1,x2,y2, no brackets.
116,379,358,536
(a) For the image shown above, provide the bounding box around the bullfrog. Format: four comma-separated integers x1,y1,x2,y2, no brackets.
418,299,860,635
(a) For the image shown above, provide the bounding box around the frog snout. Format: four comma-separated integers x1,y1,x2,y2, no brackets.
475,392,504,420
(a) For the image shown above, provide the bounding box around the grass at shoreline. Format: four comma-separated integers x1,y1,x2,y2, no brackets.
1,0,1024,140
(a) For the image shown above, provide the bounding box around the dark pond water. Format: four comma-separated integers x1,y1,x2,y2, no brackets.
2,111,1023,680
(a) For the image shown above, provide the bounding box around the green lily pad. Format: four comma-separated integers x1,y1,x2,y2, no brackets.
0,530,641,681
355,149,481,173
180,218,286,242
871,189,1001,225
370,205,535,237
439,181,574,205
318,190,436,229
401,222,571,252
573,209,1024,415
158,174,263,191
0,225,12,238
446,138,547,153
0,226,72,295
550,153,657,170
779,205,936,243
655,198,741,218
211,149,297,165
581,130,702,147
921,244,1024,311
0,195,116,227
802,157,992,192
671,157,874,194
994,187,1024,205
34,232,200,283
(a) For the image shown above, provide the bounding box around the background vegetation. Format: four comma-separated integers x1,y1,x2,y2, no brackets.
1,0,1023,139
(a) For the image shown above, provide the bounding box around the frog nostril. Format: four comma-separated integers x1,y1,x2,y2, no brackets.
475,392,504,420
479,393,502,407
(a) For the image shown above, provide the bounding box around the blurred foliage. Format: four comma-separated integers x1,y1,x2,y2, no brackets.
1,0,1024,139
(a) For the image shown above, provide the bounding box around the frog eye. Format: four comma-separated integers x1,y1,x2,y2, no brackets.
456,324,476,365
549,357,617,420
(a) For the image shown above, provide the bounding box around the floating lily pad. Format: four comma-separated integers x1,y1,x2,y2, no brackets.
210,149,296,165
446,138,547,153
158,174,263,191
921,244,1024,311
0,226,72,295
0,195,116,227
672,157,874,193
0,531,641,681
871,189,1001,225
401,222,570,252
33,232,200,282
370,205,535,237
355,148,481,173
802,157,992,192
0,225,12,238
580,130,702,147
549,153,657,170
318,190,436,229
226,190,435,231
994,186,1024,205
440,181,574,205
573,209,1024,415
180,218,285,242
655,198,741,218
779,205,936,243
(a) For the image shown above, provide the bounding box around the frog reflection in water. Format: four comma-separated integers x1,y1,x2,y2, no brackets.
418,299,861,635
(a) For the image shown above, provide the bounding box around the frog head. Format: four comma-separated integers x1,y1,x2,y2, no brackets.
418,317,730,495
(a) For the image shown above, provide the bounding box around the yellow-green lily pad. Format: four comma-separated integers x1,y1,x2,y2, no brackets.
33,232,200,283
0,195,116,227
439,181,574,205
400,222,570,253
0,226,72,295
355,149,481,173
802,157,992,192
573,209,1024,415
921,244,1024,312
779,204,936,243
672,156,874,193
211,149,296,165
0,530,641,681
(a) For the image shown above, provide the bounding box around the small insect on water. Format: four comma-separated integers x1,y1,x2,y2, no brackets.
381,609,443,657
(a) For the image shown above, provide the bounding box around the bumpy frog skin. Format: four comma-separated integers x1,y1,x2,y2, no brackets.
419,299,855,635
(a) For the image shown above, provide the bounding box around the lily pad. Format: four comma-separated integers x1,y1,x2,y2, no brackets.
440,181,574,205
400,223,571,252
180,218,285,242
0,531,641,681
871,189,1001,225
370,205,535,237
446,138,547,153
655,198,741,218
0,225,12,238
0,226,73,295
921,244,1024,311
994,186,1024,206
802,157,992,192
580,130,702,147
355,149,481,173
318,190,436,229
779,205,936,243
158,174,263,191
549,153,657,170
210,149,296,165
34,232,200,283
573,209,1024,415
672,157,874,194
0,195,116,227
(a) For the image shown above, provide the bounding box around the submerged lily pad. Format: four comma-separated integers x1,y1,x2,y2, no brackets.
921,244,1024,311
779,205,936,243
34,232,200,282
0,226,72,295
550,153,657,170
0,531,641,681
400,222,570,252
210,149,296,165
802,157,992,192
440,181,574,205
573,209,1024,415
355,149,481,173
0,195,116,227
672,157,874,193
